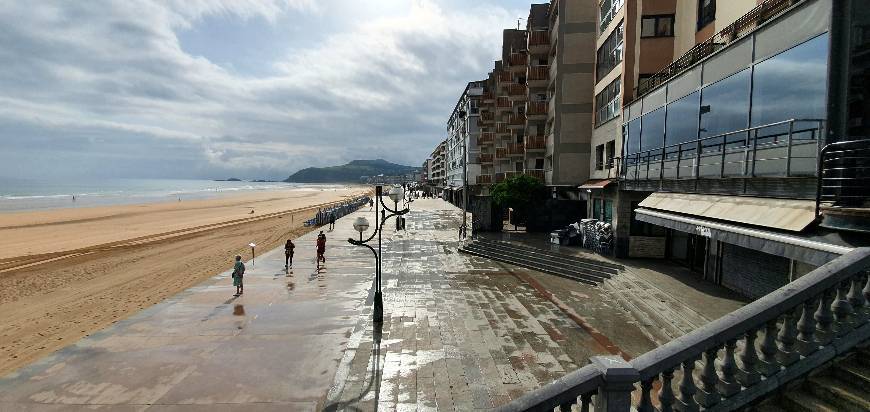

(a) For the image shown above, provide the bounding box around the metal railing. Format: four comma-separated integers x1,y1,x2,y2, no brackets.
499,247,870,412
635,0,803,97
817,139,870,210
622,119,824,182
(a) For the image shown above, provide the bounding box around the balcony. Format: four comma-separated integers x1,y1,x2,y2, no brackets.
507,113,526,129
479,153,494,164
495,122,509,135
508,53,528,72
495,172,506,183
507,83,528,101
495,147,508,159
495,97,512,112
504,170,523,179
635,0,803,97
478,111,494,125
508,143,525,157
524,135,546,151
479,132,494,144
497,71,512,85
525,169,545,182
481,91,494,102
476,174,493,185
528,30,549,55
527,66,548,88
526,101,547,120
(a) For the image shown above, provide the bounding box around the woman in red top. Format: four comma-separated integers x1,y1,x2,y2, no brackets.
316,231,326,268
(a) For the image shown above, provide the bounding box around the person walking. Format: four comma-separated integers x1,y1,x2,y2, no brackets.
284,239,295,269
369,198,374,210
316,231,326,269
328,211,336,231
232,255,245,296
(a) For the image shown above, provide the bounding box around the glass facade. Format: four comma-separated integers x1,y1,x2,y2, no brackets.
596,22,624,81
623,32,830,180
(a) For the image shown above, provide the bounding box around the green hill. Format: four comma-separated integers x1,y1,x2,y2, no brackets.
283,159,418,183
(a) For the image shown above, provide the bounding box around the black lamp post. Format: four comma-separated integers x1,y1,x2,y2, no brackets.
347,185,409,323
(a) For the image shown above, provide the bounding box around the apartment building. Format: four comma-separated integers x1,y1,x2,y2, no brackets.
445,81,486,206
607,0,870,299
429,140,447,197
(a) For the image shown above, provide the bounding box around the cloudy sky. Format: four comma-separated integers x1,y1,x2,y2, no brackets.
0,0,533,180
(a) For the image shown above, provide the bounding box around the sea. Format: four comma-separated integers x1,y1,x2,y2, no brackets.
0,177,346,213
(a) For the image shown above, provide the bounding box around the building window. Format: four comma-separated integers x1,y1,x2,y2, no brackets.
595,144,605,170
595,78,621,126
596,21,624,81
534,158,544,169
606,140,615,169
641,15,674,38
698,0,715,30
599,0,625,33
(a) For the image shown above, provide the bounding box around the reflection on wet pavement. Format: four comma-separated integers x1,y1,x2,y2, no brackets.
0,198,617,411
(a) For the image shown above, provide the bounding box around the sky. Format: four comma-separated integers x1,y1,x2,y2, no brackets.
0,0,535,181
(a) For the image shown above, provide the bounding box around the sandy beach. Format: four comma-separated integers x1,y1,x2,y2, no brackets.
0,186,369,376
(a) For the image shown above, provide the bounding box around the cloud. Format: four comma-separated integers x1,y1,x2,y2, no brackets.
0,0,523,179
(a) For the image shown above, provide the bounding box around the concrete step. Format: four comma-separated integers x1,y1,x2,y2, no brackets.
806,375,870,411
460,245,601,285
474,238,622,273
780,390,839,412
832,362,870,393
463,242,614,280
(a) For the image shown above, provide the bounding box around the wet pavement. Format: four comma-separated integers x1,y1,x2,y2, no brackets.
1,199,637,411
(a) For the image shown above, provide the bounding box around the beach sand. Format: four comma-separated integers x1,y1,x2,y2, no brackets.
0,186,369,376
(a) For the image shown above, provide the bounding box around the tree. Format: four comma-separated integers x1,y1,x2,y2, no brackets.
490,174,546,227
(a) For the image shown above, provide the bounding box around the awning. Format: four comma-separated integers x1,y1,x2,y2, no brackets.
635,208,852,266
578,179,614,190
638,192,816,232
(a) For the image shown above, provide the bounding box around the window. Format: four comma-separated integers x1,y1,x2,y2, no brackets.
534,158,544,169
665,91,700,147
698,0,715,30
640,107,665,153
595,78,622,126
625,118,641,157
603,200,613,223
595,144,605,170
698,69,750,146
599,0,625,33
606,140,615,168
641,15,674,38
593,199,602,221
596,21,624,81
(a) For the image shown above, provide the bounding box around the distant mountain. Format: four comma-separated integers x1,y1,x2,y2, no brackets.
284,159,418,183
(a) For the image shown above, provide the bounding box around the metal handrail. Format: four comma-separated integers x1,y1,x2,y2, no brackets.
815,139,870,214
622,118,824,181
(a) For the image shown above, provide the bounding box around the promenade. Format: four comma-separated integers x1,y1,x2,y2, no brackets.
2,199,650,411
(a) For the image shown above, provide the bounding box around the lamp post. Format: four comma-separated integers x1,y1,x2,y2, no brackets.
347,185,409,323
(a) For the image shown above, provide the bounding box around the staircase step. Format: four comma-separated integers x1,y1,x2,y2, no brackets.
476,238,622,272
807,375,870,411
832,362,870,393
460,247,600,285
780,390,838,412
463,243,614,280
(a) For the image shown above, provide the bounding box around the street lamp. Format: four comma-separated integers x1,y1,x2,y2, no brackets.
388,186,404,231
347,185,409,324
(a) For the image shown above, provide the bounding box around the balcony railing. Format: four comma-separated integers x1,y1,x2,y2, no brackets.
524,135,546,150
508,143,525,156
525,169,545,181
504,170,523,179
508,52,528,67
495,123,509,134
497,71,513,84
528,30,549,48
635,0,803,97
495,148,508,159
481,91,494,101
479,111,494,123
527,66,548,82
479,132,494,144
507,83,528,97
495,172,506,183
479,153,494,163
527,101,547,117
476,174,493,185
622,119,823,182
499,247,870,412
495,97,512,109
508,113,526,127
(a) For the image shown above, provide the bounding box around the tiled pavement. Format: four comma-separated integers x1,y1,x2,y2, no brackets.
1,198,627,411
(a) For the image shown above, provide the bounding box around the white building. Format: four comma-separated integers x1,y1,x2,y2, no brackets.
445,80,485,205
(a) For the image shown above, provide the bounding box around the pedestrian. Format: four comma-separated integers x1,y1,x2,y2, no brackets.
316,231,326,268
284,239,295,269
232,255,245,296
369,198,374,210
328,211,336,230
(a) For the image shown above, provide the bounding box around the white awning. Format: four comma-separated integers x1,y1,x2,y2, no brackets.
638,192,817,232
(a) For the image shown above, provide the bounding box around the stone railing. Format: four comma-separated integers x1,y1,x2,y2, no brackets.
498,247,870,412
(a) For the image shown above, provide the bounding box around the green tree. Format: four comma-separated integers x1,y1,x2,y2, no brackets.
490,174,546,226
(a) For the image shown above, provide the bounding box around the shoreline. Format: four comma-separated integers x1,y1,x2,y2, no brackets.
0,186,369,376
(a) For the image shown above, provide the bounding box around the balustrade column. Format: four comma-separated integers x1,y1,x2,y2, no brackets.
796,296,818,356
717,339,740,397
580,393,593,412
814,288,835,344
638,378,655,412
862,271,870,315
776,307,800,366
695,348,721,407
676,357,700,412
847,272,867,324
758,320,780,376
658,368,676,412
833,280,854,336
737,328,761,387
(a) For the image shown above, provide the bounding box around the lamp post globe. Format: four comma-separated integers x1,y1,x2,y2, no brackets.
388,186,404,203
352,216,369,241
